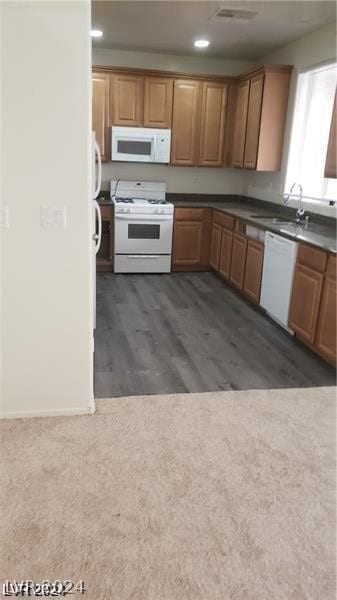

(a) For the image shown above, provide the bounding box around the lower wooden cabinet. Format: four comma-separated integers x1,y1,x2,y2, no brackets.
243,239,264,303
172,208,211,270
209,223,222,270
289,264,324,344
218,228,233,279
316,276,337,362
96,205,113,272
230,233,248,289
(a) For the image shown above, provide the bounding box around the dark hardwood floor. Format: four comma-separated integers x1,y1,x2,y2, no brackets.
94,272,336,397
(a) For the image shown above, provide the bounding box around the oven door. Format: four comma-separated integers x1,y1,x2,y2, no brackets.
115,213,173,254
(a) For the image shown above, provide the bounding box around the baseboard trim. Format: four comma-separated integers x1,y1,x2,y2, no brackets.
0,403,96,420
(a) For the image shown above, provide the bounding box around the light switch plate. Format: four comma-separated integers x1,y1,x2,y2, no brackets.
0,204,9,228
41,206,67,229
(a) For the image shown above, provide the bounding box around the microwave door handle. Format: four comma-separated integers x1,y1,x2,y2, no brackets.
94,140,102,199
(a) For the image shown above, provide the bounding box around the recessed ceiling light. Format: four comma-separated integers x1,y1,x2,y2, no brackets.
91,29,103,38
194,39,210,48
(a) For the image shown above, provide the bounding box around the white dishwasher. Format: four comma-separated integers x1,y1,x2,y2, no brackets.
260,231,298,331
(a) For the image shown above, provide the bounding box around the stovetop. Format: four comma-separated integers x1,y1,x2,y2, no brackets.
114,197,169,205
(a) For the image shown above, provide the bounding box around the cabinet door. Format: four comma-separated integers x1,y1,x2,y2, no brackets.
219,228,233,280
232,80,250,168
143,77,173,128
198,82,228,166
288,265,323,343
209,223,222,271
324,90,337,178
92,73,110,161
172,221,203,268
244,74,264,169
230,233,248,289
171,80,201,165
243,239,264,303
316,258,337,363
112,74,143,126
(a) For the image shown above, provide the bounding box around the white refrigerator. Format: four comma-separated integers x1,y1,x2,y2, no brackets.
92,132,102,330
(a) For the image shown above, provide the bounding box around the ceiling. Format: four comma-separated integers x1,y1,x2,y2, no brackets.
91,1,336,60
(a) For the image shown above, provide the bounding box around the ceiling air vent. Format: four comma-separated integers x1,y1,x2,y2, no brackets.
212,7,258,23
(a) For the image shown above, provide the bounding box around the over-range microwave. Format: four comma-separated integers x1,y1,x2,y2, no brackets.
111,126,171,163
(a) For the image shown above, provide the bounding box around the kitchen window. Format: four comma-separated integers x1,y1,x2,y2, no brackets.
285,61,337,204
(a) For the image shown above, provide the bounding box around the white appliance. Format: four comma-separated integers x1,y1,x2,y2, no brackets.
260,231,298,331
111,180,173,273
92,132,102,329
111,126,171,163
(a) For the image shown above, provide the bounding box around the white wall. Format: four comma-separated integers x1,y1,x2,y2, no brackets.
93,47,254,194
244,22,337,217
0,1,94,417
93,47,254,76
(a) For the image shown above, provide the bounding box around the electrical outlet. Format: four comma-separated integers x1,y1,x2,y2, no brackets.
41,207,67,229
0,205,9,228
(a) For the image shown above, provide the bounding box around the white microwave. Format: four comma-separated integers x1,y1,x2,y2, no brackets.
111,126,171,163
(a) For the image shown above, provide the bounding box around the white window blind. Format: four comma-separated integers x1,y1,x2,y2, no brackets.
285,62,337,205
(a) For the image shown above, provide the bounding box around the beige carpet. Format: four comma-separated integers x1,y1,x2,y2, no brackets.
0,387,336,599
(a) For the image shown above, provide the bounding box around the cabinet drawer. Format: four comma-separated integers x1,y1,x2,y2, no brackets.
326,254,337,280
174,207,208,221
297,243,327,272
100,205,112,220
213,210,234,230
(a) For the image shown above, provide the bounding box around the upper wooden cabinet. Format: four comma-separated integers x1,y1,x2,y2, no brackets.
171,80,201,165
143,77,173,128
324,89,337,178
92,72,110,161
232,80,250,168
243,74,264,169
92,64,292,168
111,74,143,126
198,82,228,167
232,66,291,171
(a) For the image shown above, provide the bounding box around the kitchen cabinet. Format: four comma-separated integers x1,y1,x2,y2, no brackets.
209,223,222,270
230,233,248,289
111,74,143,126
198,82,228,166
243,73,264,169
171,80,201,165
96,205,113,272
315,255,336,363
92,72,110,161
143,77,173,128
288,243,327,344
210,211,235,276
288,244,336,365
243,239,264,303
232,80,250,168
324,90,337,178
289,264,324,344
232,66,291,171
172,208,212,271
219,228,233,280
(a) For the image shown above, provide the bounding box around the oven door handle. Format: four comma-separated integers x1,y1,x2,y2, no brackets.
115,214,173,221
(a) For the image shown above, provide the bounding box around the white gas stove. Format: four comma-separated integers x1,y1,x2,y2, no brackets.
110,180,174,273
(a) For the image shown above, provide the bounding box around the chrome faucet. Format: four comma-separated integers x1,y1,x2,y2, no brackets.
284,182,306,224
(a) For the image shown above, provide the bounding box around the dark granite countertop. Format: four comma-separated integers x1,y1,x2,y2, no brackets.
171,197,337,254
97,192,336,254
